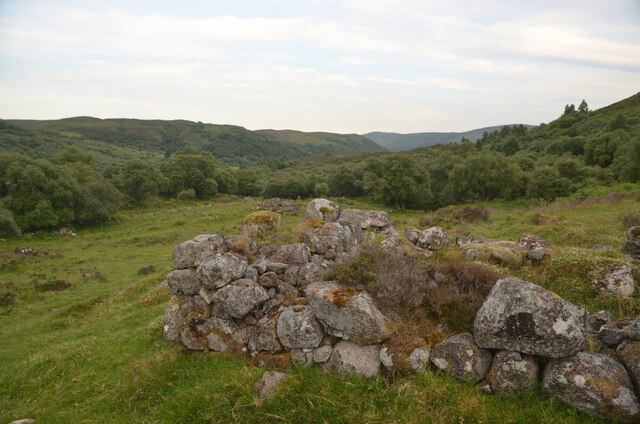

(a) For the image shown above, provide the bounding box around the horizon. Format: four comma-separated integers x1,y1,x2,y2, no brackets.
1,0,639,134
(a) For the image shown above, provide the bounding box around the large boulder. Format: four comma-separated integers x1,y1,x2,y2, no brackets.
305,281,394,345
327,341,380,378
473,277,589,358
592,263,635,297
300,221,361,261
622,226,640,260
305,198,341,222
486,350,538,397
173,234,226,269
166,269,201,296
270,243,311,265
413,226,449,251
431,333,492,382
196,253,248,290
543,352,640,422
340,209,391,230
276,305,325,349
210,279,269,318
241,211,282,239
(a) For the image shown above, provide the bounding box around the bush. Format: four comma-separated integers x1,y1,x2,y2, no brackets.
0,208,21,238
177,189,196,201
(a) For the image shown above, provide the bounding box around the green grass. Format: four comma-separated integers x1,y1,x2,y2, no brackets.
1,193,637,423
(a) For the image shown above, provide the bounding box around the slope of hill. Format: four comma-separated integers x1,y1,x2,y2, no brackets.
1,117,385,168
366,125,535,151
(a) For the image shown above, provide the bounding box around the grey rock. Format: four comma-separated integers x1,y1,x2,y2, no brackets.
599,326,624,346
300,220,361,261
284,265,300,285
407,348,430,372
247,316,282,354
527,246,546,261
291,348,314,366
166,269,201,296
340,209,391,230
379,236,402,249
517,233,547,249
618,341,640,399
163,295,195,342
327,341,380,378
196,253,248,290
462,248,479,260
297,263,324,287
379,347,395,370
305,198,341,221
473,277,589,358
240,212,282,239
404,227,420,244
588,310,615,333
254,371,287,400
313,344,333,363
173,234,226,269
622,226,640,260
276,305,325,349
267,262,289,274
205,317,242,352
593,263,635,297
543,352,640,422
253,260,269,274
416,226,449,251
225,235,257,255
276,281,298,299
211,279,269,318
487,350,538,397
431,333,492,382
258,271,279,288
271,243,311,265
244,266,258,282
624,316,640,341
456,235,491,246
305,281,394,345
8,420,35,424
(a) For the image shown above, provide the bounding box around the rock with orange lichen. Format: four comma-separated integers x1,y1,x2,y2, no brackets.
304,281,394,345
474,277,589,358
543,352,640,422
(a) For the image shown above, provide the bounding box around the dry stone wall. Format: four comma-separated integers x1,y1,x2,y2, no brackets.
162,199,640,422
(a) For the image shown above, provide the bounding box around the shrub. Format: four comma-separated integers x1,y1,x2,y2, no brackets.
177,189,196,201
0,208,21,238
314,182,329,198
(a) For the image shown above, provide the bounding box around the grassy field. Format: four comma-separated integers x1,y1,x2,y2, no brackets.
1,192,638,423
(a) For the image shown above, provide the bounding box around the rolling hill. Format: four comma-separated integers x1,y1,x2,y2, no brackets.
365,125,535,151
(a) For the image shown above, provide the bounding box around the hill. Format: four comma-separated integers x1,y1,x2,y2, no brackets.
0,117,385,168
366,125,535,151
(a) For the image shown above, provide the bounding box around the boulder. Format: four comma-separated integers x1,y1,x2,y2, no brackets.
256,198,300,215
258,271,279,288
205,317,243,352
297,263,324,287
588,310,615,333
404,227,420,244
210,279,269,318
283,265,300,285
618,341,640,397
173,234,226,269
624,316,640,341
163,295,195,342
543,352,640,422
196,253,248,290
247,315,282,354
300,221,361,261
592,263,635,297
340,209,391,230
473,277,589,358
527,246,546,261
327,341,380,378
313,344,333,363
166,269,201,296
305,281,394,345
517,233,547,249
431,333,492,383
276,305,325,349
290,349,314,366
241,211,282,239
622,226,640,260
270,243,311,265
486,350,538,397
305,198,341,222
416,226,449,251
254,371,287,400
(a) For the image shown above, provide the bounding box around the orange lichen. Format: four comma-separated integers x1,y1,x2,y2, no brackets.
330,288,359,307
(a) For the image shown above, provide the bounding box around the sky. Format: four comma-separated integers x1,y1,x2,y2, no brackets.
0,0,639,134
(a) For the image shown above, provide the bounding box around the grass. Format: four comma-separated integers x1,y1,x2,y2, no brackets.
1,192,638,423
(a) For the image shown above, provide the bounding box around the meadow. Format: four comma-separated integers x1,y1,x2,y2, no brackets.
1,190,639,423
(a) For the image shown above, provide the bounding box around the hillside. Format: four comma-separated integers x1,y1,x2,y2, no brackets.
366,124,534,151
1,117,385,168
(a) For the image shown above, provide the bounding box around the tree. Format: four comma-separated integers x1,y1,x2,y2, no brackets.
328,166,363,197
526,166,571,201
563,104,576,116
578,99,589,113
159,148,218,198
237,168,264,197
363,154,432,209
584,129,629,167
611,136,640,183
314,182,329,198
110,159,161,204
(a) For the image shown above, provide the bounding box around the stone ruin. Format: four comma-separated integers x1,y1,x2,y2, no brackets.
162,198,640,422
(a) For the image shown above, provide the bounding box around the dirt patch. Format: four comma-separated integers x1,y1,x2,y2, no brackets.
34,279,71,292
137,265,157,275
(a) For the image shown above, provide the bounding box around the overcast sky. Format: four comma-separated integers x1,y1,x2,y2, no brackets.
0,0,638,133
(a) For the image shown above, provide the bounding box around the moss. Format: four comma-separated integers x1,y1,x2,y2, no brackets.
296,218,327,229
242,211,281,226
329,288,359,307
319,206,332,214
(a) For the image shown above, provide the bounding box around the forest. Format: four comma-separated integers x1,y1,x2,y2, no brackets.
0,93,639,237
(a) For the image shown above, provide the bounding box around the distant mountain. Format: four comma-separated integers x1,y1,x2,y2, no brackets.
0,117,385,168
365,125,535,151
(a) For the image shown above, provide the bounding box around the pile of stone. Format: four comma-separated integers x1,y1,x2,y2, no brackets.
403,226,449,256
162,199,640,422
252,198,301,216
455,233,551,264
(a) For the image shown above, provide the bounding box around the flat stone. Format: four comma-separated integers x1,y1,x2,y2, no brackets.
327,341,380,378
166,269,201,296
